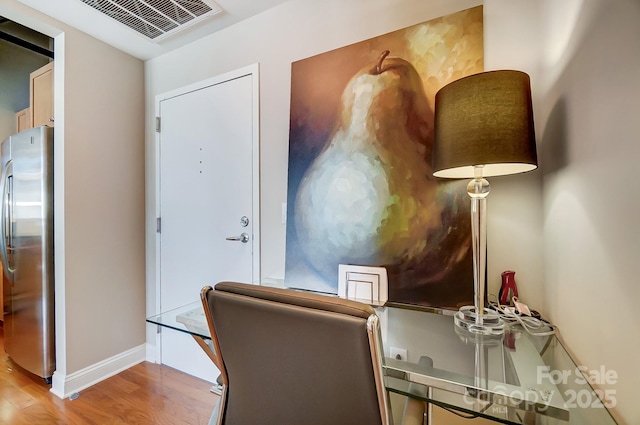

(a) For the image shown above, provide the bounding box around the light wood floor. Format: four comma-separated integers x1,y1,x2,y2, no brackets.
0,325,218,424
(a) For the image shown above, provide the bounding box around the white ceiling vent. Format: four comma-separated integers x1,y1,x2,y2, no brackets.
79,0,223,41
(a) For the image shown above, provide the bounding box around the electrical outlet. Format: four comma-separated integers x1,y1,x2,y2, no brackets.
390,347,407,361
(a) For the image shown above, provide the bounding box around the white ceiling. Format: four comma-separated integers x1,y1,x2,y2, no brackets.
16,0,290,60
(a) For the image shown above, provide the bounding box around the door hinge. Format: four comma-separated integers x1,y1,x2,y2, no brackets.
155,117,161,133
156,217,161,233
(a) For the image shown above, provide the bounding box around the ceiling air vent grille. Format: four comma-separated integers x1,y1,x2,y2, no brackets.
79,0,222,41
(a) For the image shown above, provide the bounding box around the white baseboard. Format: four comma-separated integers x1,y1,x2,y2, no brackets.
50,343,146,399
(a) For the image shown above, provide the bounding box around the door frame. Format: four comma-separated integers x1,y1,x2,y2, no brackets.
149,63,260,362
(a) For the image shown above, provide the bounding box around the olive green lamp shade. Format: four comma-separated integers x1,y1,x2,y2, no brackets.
432,70,538,178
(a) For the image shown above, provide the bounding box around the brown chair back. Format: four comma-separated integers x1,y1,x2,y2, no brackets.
201,281,391,425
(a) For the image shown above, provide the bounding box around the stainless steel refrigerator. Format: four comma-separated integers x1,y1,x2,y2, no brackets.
1,125,55,381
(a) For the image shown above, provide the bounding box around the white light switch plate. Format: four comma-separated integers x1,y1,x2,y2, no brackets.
338,264,388,304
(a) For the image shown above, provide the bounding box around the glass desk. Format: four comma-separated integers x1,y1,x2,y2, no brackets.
147,300,618,425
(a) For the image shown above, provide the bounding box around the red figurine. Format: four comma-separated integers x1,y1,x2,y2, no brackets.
499,270,519,306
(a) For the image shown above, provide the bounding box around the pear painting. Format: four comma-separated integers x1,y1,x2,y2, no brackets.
286,6,483,309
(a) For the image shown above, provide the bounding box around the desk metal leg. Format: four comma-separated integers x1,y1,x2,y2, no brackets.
189,335,226,425
190,335,224,395
426,387,432,425
206,385,227,425
191,335,216,364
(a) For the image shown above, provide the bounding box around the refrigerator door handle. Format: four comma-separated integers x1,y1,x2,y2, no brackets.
0,159,14,277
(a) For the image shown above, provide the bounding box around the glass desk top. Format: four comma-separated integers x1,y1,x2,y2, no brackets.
147,298,618,425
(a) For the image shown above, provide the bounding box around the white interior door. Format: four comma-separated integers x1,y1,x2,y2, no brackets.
157,65,259,382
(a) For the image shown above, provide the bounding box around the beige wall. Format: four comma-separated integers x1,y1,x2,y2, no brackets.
60,28,146,371
146,0,636,423
539,0,640,424
0,0,146,395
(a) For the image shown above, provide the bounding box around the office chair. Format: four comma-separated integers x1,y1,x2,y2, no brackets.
200,281,396,425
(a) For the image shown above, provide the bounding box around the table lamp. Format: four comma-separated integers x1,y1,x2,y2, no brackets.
432,70,537,335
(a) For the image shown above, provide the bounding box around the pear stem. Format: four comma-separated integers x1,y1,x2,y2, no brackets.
373,50,390,75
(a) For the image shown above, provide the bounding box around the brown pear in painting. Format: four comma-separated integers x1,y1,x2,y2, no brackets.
286,6,483,309
295,50,441,276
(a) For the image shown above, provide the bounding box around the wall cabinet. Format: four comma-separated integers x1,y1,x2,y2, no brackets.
3,62,53,321
30,61,54,128
16,107,30,132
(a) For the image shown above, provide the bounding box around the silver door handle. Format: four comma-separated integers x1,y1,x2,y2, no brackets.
0,159,15,277
226,233,249,243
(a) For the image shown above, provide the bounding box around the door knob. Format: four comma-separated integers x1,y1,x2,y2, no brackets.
226,233,249,243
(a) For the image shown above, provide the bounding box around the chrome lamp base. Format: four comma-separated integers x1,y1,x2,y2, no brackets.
454,168,505,336
454,306,504,336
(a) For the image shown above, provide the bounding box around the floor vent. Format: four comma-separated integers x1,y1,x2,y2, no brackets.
79,0,223,41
